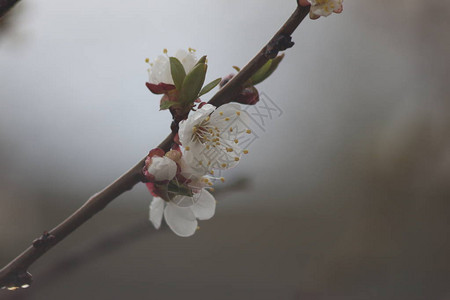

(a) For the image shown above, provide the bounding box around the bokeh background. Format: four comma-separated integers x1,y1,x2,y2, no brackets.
1,0,450,299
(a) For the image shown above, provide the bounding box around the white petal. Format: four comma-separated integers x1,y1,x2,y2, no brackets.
147,156,177,181
183,141,212,173
191,189,216,220
149,197,165,229
174,49,197,74
164,202,198,237
148,55,173,84
170,195,196,208
179,157,207,181
210,103,250,136
179,104,216,145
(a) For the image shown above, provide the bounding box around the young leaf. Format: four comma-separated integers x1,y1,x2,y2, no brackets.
160,101,177,110
260,54,285,82
181,63,207,103
195,55,207,66
250,59,273,86
252,54,285,85
198,78,222,98
169,57,186,91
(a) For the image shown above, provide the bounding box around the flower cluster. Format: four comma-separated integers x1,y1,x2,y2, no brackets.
299,0,343,19
144,102,251,237
145,48,222,122
143,48,281,237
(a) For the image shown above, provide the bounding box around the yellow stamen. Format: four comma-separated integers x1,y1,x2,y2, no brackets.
220,177,225,183
226,147,233,152
243,150,249,154
219,112,223,116
185,146,190,151
221,163,227,168
246,129,252,134
225,117,230,121
236,111,241,116
229,127,233,132
163,48,168,54
234,157,240,161
145,58,149,63
234,139,239,144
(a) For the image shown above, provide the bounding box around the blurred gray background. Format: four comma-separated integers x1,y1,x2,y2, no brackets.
1,0,449,299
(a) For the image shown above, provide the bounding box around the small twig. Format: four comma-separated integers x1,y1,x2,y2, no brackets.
0,4,309,289
0,0,20,19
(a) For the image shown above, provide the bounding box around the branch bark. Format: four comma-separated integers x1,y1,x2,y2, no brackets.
0,4,310,289
0,0,20,19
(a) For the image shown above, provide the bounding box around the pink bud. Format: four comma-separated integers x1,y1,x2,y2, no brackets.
234,86,259,105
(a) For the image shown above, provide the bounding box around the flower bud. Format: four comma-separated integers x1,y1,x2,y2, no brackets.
147,156,177,181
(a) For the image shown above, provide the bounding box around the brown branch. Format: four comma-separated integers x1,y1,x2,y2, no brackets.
0,4,310,289
0,0,20,19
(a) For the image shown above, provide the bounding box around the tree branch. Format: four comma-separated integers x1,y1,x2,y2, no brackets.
0,0,20,19
0,4,310,289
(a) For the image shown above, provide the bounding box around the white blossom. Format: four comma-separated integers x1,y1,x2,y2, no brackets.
178,103,250,174
147,49,197,85
149,189,216,237
308,0,343,19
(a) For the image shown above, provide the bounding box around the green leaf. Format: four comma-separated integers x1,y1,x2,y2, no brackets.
159,101,177,110
169,57,186,90
180,63,207,103
262,54,285,81
195,55,207,66
250,59,273,86
252,54,285,86
198,78,221,98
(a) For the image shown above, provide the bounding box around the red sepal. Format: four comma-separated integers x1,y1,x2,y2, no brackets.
146,82,176,95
